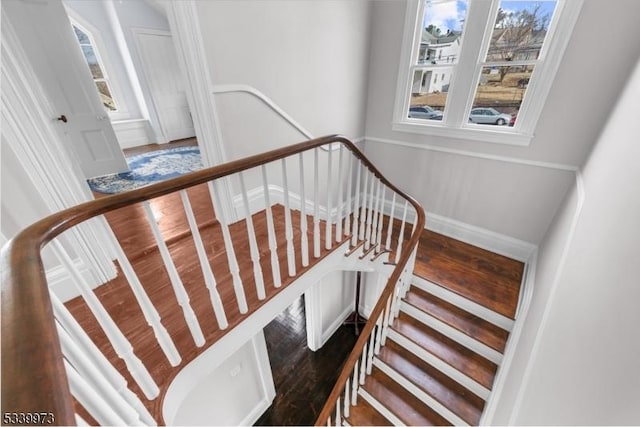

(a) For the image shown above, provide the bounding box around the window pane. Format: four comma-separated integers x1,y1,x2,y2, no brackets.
470,65,534,126
418,0,468,65
72,25,90,45
95,81,116,111
81,45,104,79
487,1,556,62
409,67,455,121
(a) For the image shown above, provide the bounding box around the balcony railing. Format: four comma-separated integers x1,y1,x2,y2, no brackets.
1,135,424,425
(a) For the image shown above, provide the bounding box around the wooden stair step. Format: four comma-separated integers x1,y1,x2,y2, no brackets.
362,366,451,426
346,397,393,426
378,339,484,425
404,286,509,353
392,312,497,390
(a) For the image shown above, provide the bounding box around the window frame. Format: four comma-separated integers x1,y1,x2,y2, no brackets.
67,15,128,120
392,0,584,145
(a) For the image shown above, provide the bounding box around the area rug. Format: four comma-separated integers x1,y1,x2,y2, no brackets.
87,146,203,194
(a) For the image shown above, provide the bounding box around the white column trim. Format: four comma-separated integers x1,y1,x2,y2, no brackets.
164,1,236,222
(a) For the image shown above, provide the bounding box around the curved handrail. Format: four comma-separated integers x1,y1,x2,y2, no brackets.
314,173,425,425
1,135,424,425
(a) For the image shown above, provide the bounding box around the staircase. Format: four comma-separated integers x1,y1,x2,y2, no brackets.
1,134,525,426
319,231,523,426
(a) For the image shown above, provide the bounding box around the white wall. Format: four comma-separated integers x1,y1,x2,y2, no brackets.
493,57,640,425
195,0,371,160
363,0,640,244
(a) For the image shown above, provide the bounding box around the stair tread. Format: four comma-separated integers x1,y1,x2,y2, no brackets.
393,312,497,390
362,366,452,426
378,340,484,425
346,397,394,426
405,286,509,353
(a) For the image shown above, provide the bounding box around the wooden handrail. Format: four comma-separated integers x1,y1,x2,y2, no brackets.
1,135,424,425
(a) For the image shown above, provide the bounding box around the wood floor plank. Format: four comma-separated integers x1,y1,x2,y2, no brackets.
346,398,393,426
412,230,524,319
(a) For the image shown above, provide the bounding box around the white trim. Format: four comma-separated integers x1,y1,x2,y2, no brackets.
373,358,469,426
244,331,276,426
411,276,514,332
400,301,503,365
164,1,235,223
112,119,152,149
366,136,579,173
425,212,537,263
391,121,533,145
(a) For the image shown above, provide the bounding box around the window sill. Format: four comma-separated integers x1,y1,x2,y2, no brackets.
391,121,533,146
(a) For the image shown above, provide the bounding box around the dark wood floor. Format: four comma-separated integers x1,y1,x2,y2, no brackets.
122,137,198,157
255,296,357,426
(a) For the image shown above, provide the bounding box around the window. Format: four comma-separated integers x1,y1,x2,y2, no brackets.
393,0,584,145
71,23,118,112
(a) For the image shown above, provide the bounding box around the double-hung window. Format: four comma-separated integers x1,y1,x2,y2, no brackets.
393,0,583,145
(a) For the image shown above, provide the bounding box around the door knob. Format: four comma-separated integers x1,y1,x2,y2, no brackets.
57,115,68,123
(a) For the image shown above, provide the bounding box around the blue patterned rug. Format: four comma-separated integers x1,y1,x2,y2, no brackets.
87,146,203,194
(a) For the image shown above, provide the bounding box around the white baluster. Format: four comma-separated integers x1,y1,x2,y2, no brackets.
395,200,409,264
104,226,180,365
51,241,159,399
281,158,296,276
239,172,266,299
335,145,344,242
335,396,341,426
313,148,321,258
143,202,205,346
376,186,386,250
370,179,382,251
344,154,354,240
208,181,248,313
51,296,155,426
179,190,228,329
364,172,377,250
64,360,127,426
359,342,368,385
351,161,362,246
344,378,350,418
57,322,144,426
351,360,359,405
262,165,282,287
374,312,384,355
385,192,397,251
366,328,376,375
358,167,368,243
298,154,309,267
381,295,392,346
325,146,333,250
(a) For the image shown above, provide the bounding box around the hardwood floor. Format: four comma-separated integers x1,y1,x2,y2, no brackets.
122,138,198,157
255,296,357,426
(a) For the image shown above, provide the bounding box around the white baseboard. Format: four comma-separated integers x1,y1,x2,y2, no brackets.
47,257,102,302
425,212,537,263
112,119,152,149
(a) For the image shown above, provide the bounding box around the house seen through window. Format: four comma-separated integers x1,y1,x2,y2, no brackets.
72,23,118,112
396,0,582,144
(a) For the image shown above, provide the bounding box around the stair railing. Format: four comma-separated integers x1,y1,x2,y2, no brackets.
1,134,424,425
315,188,424,425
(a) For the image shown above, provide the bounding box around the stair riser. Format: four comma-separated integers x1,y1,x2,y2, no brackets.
400,302,503,365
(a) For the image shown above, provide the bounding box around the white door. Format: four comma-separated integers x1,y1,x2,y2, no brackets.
136,31,196,142
2,0,128,179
